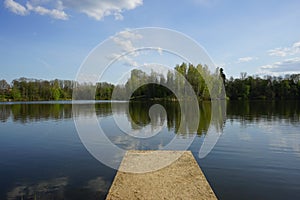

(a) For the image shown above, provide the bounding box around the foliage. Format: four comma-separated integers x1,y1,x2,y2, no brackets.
1,65,300,101
226,74,300,100
0,78,114,101
126,63,224,100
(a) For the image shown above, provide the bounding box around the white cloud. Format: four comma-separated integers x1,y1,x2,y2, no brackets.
114,38,134,52
268,47,291,57
112,29,143,54
258,57,300,76
268,41,300,57
114,12,124,20
118,30,143,40
108,30,143,67
121,55,139,67
3,0,143,20
63,0,143,20
4,0,28,16
26,2,68,20
113,37,135,53
293,41,300,49
237,56,258,63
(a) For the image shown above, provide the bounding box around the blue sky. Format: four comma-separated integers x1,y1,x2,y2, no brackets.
1,0,300,83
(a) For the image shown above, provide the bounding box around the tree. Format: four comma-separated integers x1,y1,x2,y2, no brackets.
11,87,21,100
220,68,226,85
0,79,10,100
1,66,300,102
50,79,61,100
240,72,247,80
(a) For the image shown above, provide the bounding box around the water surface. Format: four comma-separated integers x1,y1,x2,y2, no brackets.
0,101,300,199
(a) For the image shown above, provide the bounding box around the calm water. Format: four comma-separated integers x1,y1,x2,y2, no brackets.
0,101,300,200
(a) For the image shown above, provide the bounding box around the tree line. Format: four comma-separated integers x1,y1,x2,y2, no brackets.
225,73,300,100
0,78,114,101
113,63,224,100
1,63,300,101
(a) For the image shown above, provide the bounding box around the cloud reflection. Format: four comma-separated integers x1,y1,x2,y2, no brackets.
7,177,68,200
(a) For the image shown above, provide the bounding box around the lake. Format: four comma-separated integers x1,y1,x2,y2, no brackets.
1,100,300,200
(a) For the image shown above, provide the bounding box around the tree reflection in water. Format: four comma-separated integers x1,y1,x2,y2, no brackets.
1,100,299,132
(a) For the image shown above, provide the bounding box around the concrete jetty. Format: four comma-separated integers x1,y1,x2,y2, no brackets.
106,150,217,200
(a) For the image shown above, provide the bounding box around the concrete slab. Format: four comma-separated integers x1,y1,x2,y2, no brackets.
106,150,217,200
